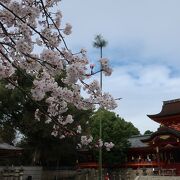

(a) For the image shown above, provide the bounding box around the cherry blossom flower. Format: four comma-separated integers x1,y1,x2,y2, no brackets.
81,136,93,146
0,0,117,146
100,58,113,76
77,125,82,134
104,142,115,151
63,23,72,35
95,139,103,148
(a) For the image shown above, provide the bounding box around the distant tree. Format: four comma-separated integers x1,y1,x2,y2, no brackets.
90,109,140,164
93,34,108,58
0,82,19,144
144,130,154,135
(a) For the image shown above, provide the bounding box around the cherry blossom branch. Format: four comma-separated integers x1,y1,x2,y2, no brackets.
0,2,55,51
4,77,76,137
39,0,69,51
0,20,63,71
0,0,117,141
0,48,76,136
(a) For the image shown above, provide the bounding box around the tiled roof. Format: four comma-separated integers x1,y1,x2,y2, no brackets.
0,143,22,151
128,134,151,148
142,126,180,143
148,98,180,118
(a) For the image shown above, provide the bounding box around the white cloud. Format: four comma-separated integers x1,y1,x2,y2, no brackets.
61,0,180,66
60,0,180,133
101,64,180,133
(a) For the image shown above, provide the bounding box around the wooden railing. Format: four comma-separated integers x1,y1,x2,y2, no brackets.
124,161,159,167
78,161,180,175
78,162,98,169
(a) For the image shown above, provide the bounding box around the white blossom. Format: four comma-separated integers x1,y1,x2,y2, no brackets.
100,58,113,76
0,61,15,79
1,0,11,4
81,135,93,146
60,135,65,139
104,142,114,151
35,109,40,121
51,130,58,137
63,23,72,35
5,83,15,90
95,139,103,148
0,0,117,142
77,125,82,134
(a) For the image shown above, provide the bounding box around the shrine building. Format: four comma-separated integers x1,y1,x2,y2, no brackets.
126,99,180,175
78,99,180,176
0,142,23,165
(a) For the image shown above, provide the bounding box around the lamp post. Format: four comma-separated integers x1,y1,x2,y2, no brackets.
93,34,108,180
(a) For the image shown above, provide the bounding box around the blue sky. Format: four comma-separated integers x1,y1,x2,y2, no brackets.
60,0,180,133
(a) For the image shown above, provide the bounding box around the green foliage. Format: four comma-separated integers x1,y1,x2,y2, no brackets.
0,83,20,143
90,109,140,164
0,73,93,166
17,107,92,166
93,34,108,48
0,71,140,167
144,130,153,135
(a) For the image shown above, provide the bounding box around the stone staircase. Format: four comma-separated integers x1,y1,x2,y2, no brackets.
136,176,180,180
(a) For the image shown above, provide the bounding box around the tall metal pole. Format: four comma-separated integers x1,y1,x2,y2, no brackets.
98,46,103,180
93,34,107,180
100,47,103,90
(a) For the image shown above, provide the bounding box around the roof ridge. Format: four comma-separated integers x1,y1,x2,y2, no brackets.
163,98,180,105
130,134,151,138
